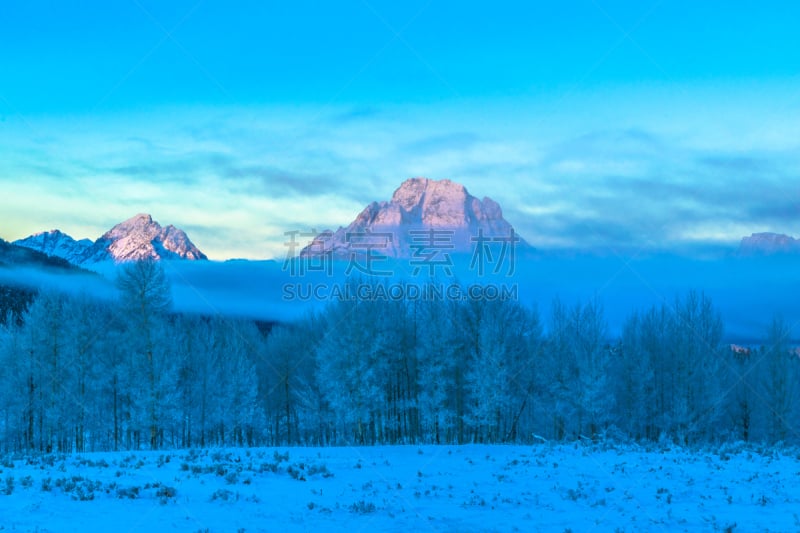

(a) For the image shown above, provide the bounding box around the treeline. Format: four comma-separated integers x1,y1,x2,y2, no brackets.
0,262,798,452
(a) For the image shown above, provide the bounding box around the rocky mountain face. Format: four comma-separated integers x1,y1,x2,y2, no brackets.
0,237,84,271
13,230,95,265
14,214,207,265
94,214,207,263
738,232,800,255
300,177,526,258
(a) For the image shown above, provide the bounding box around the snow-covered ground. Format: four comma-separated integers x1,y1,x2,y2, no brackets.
0,443,798,532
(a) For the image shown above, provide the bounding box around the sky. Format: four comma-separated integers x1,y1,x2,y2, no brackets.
1,0,799,260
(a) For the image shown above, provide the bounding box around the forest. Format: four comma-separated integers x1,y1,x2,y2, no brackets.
0,260,797,453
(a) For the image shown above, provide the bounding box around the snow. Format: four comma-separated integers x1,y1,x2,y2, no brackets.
13,230,94,265
13,214,207,266
301,177,524,258
0,443,798,532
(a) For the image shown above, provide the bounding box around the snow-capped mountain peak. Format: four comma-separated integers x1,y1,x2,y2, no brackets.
13,229,95,264
14,214,207,266
301,177,526,258
95,213,207,263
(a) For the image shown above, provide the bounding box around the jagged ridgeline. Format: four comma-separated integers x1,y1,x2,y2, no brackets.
300,177,531,258
14,213,207,266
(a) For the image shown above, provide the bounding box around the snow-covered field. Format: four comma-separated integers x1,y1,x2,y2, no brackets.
0,443,798,532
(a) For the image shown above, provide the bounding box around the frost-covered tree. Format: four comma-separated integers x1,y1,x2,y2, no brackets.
379,298,417,444
0,311,26,452
619,292,724,444
279,315,335,445
571,301,612,439
61,294,109,452
724,343,758,442
540,300,610,440
262,324,299,443
615,300,660,443
173,315,213,447
116,260,175,449
669,291,724,445
20,291,70,452
415,298,460,443
212,319,262,446
758,316,799,443
0,277,790,450
315,295,392,445
540,299,575,440
616,314,642,439
462,299,540,442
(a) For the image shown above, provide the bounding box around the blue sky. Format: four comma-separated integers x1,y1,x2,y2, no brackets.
1,1,798,259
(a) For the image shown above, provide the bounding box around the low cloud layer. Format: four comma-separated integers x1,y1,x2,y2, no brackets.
150,257,800,341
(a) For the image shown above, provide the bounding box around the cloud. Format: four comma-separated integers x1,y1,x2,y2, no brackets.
698,155,775,174
0,265,116,300
2,105,799,259
399,132,481,156
326,106,383,125
508,128,800,250
219,164,341,197
746,200,800,227
97,256,800,340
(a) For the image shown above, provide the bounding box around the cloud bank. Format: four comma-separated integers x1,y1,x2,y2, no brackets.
1,90,798,260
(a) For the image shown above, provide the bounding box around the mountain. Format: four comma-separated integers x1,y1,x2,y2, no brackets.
14,214,207,266
91,214,207,263
0,237,85,271
738,232,800,256
13,230,95,265
300,177,528,258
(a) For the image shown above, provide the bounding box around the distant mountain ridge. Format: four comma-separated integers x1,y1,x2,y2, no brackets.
13,230,95,265
8,197,797,265
301,177,528,258
0,237,86,272
14,214,207,266
738,232,800,256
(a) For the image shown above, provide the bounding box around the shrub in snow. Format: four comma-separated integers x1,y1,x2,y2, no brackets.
210,451,226,462
287,465,306,481
210,488,237,502
273,451,289,463
306,463,333,478
156,485,177,504
72,483,95,501
116,486,140,499
258,462,279,474
348,500,377,514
